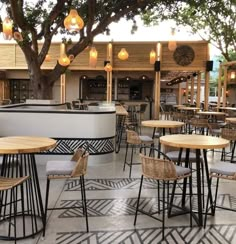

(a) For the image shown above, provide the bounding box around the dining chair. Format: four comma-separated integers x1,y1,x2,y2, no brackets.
123,129,153,178
43,147,89,236
221,127,236,163
204,161,236,227
0,176,30,243
134,146,192,240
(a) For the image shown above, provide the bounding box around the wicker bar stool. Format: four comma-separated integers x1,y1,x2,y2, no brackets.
221,127,236,162
123,129,153,178
134,148,192,240
204,162,236,227
0,176,30,243
43,147,89,236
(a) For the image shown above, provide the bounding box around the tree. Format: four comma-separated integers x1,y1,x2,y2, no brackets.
142,0,236,61
0,0,181,99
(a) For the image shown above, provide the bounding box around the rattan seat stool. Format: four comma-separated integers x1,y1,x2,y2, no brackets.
204,161,236,227
221,127,236,163
43,148,89,236
123,129,154,178
0,176,30,243
134,148,192,240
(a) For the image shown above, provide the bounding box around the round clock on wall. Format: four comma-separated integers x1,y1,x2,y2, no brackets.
173,45,195,66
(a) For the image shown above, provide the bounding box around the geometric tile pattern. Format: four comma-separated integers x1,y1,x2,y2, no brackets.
56,225,236,244
57,194,234,218
65,177,202,191
40,137,115,155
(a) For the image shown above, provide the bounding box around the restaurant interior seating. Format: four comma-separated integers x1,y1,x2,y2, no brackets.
134,147,192,240
0,176,30,243
204,161,236,227
123,129,153,178
43,147,89,236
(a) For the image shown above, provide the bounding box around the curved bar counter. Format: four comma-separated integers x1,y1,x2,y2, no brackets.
0,103,116,163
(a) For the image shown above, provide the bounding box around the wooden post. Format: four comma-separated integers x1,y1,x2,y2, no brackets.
178,83,182,105
223,66,228,106
204,71,210,111
185,79,189,103
154,43,161,119
196,72,201,109
190,76,194,104
106,43,113,103
217,64,222,109
60,43,66,103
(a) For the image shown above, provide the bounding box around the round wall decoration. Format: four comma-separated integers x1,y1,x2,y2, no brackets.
173,45,195,66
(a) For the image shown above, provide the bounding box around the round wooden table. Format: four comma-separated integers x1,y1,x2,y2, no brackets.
225,117,236,123
0,136,56,240
160,134,229,226
197,111,226,122
142,120,185,136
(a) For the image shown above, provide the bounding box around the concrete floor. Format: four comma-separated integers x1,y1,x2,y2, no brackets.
1,133,236,244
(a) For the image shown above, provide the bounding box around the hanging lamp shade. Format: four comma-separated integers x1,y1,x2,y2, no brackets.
64,9,84,32
58,54,70,66
104,63,112,72
168,28,177,51
2,17,13,40
45,54,51,62
230,71,236,79
149,49,156,64
118,48,129,60
89,46,98,67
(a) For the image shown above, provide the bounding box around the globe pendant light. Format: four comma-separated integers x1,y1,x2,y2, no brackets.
58,54,70,66
118,48,129,60
2,17,13,40
104,63,112,72
64,9,84,32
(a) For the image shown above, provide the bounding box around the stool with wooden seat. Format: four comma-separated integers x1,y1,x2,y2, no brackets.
123,129,153,178
134,148,192,240
0,176,30,243
43,147,89,236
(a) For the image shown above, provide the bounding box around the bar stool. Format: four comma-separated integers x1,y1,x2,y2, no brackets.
134,147,192,240
123,129,153,178
204,161,236,227
43,147,89,236
0,176,30,243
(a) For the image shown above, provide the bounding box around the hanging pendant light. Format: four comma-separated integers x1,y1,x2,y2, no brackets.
64,9,84,32
118,48,129,60
89,46,98,67
58,43,70,66
58,54,70,66
2,17,13,40
168,27,177,51
149,49,156,64
45,54,51,62
104,63,112,72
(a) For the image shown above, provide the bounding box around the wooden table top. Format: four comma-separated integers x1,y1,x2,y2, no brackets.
197,111,226,116
225,117,236,123
115,105,128,116
160,134,229,150
0,136,56,154
142,120,185,128
218,107,236,111
178,107,200,111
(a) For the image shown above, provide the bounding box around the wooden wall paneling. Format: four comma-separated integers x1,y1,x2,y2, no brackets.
0,44,15,68
112,43,155,70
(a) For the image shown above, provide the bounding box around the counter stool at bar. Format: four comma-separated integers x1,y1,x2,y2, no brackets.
123,130,154,178
134,149,192,240
0,176,30,243
43,148,89,236
204,162,236,227
221,127,236,163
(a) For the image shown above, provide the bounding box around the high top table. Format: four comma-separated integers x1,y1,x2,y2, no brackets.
0,136,56,241
160,134,229,226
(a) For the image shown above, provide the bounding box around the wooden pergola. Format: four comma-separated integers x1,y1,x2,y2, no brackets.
218,60,236,107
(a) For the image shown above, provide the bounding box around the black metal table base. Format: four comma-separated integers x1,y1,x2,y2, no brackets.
0,153,45,240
